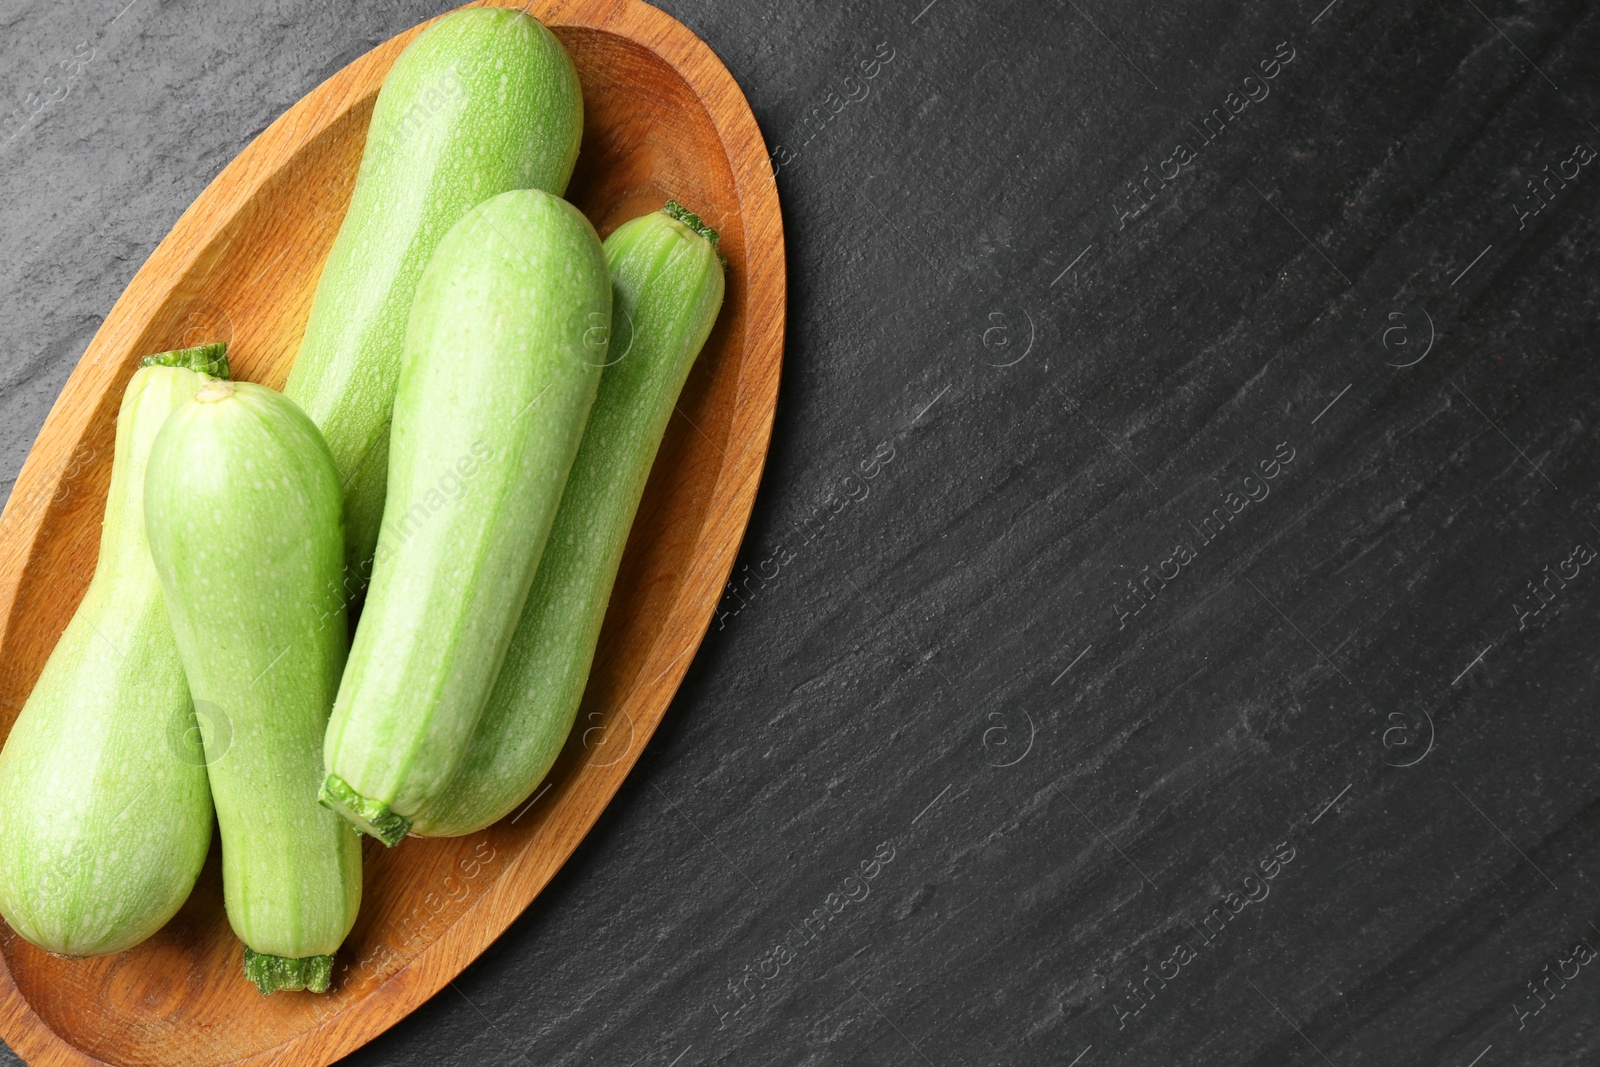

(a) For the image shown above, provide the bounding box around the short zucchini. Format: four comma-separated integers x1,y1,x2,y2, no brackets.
322,187,609,845
285,7,583,583
144,380,360,993
0,345,226,957
413,202,726,837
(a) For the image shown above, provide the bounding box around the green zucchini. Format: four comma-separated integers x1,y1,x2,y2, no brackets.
285,7,583,583
322,187,609,845
0,345,226,957
144,380,360,993
413,202,726,837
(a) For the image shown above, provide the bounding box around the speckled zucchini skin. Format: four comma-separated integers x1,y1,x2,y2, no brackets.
0,348,225,957
322,188,609,844
285,8,583,583
144,380,360,990
412,203,725,837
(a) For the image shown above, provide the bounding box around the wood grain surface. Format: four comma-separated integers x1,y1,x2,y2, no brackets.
0,0,783,1063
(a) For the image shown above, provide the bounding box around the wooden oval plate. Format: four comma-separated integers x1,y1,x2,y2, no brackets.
0,1,782,1063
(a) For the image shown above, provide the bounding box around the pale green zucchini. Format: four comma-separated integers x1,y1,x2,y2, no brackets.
144,380,360,993
412,202,726,837
322,187,609,845
0,345,226,957
285,7,583,583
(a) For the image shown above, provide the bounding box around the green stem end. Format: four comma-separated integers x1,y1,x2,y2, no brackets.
140,342,231,380
319,773,410,846
243,946,334,994
661,200,728,268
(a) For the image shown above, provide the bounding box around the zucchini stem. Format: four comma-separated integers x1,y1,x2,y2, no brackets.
319,773,411,846
661,200,727,268
243,946,334,994
140,342,231,380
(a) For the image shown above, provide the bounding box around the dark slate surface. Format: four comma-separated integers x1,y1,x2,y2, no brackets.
4,0,1600,1063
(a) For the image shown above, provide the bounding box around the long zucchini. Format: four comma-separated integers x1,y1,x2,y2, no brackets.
322,187,610,846
144,380,360,993
0,345,226,957
413,203,725,836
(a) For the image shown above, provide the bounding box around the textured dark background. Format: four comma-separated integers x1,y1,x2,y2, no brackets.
4,0,1600,1064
